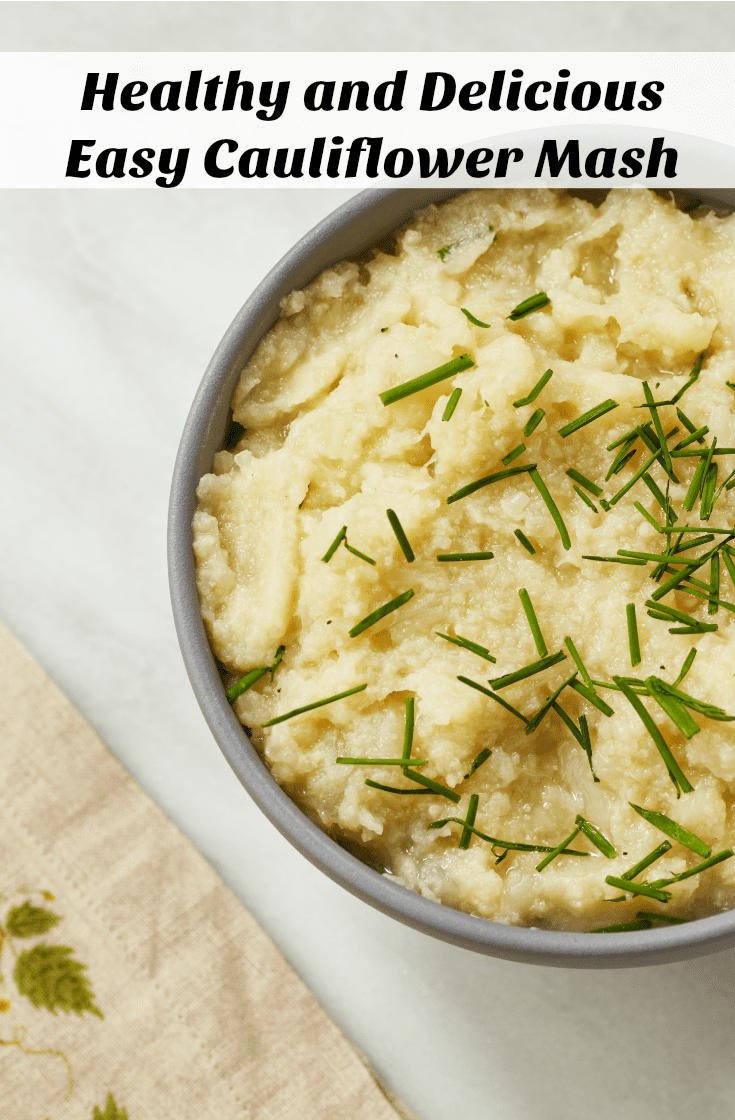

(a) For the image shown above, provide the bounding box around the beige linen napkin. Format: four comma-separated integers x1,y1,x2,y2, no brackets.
0,622,415,1120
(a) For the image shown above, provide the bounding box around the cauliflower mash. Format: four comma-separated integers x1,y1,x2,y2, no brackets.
194,189,735,931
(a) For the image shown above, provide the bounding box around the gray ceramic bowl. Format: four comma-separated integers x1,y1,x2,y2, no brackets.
169,186,735,967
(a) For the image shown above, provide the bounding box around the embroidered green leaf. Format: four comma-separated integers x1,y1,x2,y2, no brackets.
14,945,103,1018
6,902,62,938
93,1092,129,1120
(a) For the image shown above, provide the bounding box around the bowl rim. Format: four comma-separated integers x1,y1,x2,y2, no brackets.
169,184,735,967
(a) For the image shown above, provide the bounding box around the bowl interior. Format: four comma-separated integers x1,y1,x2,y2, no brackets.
169,186,735,967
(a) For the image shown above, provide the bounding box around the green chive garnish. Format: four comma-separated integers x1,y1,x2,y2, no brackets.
322,526,347,563
530,469,571,549
607,446,664,507
402,695,415,762
569,678,614,715
566,468,602,496
507,292,550,321
518,588,547,656
682,198,702,212
514,529,536,554
578,714,599,780
337,757,428,766
464,748,492,779
227,666,269,703
460,793,480,849
673,648,697,687
645,677,701,740
563,637,593,688
503,444,526,466
447,463,535,504
525,673,578,735
437,244,453,261
591,920,653,932
386,509,414,562
536,826,581,871
429,819,588,858
442,387,462,421
437,632,496,662
403,768,460,802
349,590,415,638
552,701,585,748
269,645,285,681
573,485,598,512
558,399,618,439
575,815,616,857
514,369,553,408
635,911,689,924
365,779,432,795
669,353,704,405
612,676,693,796
523,408,545,437
629,803,710,858
457,676,529,723
604,876,671,902
380,354,474,406
437,552,494,562
606,437,639,481
626,603,641,667
651,849,734,887
584,555,647,567
723,547,735,590
262,683,368,727
621,841,672,881
490,649,566,691
642,381,675,479
344,542,377,565
461,308,490,328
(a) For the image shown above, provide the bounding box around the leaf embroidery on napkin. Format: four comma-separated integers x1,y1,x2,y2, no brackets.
93,1092,129,1119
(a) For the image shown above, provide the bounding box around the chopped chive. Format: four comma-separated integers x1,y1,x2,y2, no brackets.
460,793,480,849
401,695,416,762
563,636,593,688
461,307,490,328
591,919,653,932
536,826,580,872
642,381,675,480
669,353,704,405
437,244,453,261
365,779,432,795
629,803,710,857
380,353,474,406
429,819,588,858
570,678,615,718
583,555,647,566
464,748,492,779
558,399,618,439
386,509,415,562
709,553,720,615
675,408,707,443
437,632,496,662
457,676,529,723
227,666,269,703
611,449,637,477
644,600,708,627
262,683,368,727
634,502,665,533
574,485,598,511
525,673,578,735
442,387,463,421
626,604,641,668
552,701,585,747
507,292,549,321
608,424,642,451
337,757,428,766
349,589,415,638
380,326,389,333
645,677,701,739
612,676,693,797
673,649,697,687
447,462,536,504
518,588,547,656
723,547,735,590
503,443,526,465
676,583,735,614
514,529,536,554
701,463,719,522
621,841,673,881
606,438,638,481
403,768,460,802
490,649,566,691
344,542,377,565
643,679,733,722
651,849,734,887
269,645,286,681
727,381,735,393
608,446,663,507
437,552,494,562
682,198,702,212
635,911,689,924
523,408,545,437
604,876,672,902
529,469,571,549
578,714,599,780
514,369,553,408
575,815,615,857
322,525,347,563
674,428,709,452
672,447,735,457
566,468,602,497
641,473,675,524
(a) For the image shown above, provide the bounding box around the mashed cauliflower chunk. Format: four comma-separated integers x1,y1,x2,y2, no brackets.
194,189,735,931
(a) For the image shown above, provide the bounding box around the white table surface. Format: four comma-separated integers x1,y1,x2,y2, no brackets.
4,6,735,1120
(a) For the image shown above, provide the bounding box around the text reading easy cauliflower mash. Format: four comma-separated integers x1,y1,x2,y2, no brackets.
194,189,735,932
